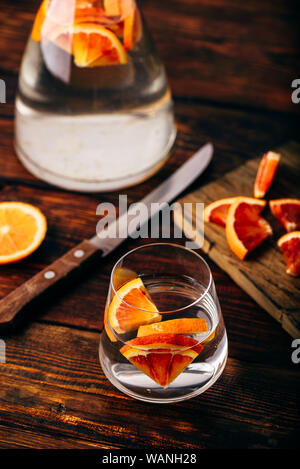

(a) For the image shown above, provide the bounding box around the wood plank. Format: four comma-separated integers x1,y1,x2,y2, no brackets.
0,0,298,112
0,322,299,449
175,141,300,338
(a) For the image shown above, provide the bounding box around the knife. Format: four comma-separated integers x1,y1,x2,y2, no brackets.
0,143,213,326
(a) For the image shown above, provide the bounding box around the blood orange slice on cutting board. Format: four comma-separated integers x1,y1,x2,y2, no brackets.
120,333,203,387
270,199,300,232
277,231,300,276
226,197,272,260
254,151,280,199
204,197,266,227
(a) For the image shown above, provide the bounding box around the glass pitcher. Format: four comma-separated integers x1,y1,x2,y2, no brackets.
15,0,176,192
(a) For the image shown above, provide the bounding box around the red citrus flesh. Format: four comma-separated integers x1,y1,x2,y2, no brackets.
205,197,266,228
270,199,300,232
254,151,280,198
226,200,272,260
277,231,300,276
120,333,203,387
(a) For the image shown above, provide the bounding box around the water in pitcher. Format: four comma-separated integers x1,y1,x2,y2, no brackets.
15,0,176,191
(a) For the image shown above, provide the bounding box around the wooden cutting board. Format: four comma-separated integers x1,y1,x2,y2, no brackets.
174,141,300,338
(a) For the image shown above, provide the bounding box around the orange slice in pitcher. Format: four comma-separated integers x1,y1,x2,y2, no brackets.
254,151,281,198
269,199,300,232
49,23,128,67
0,202,47,264
104,0,134,19
277,231,300,277
120,333,203,387
123,7,142,50
108,278,161,334
31,0,50,42
204,197,266,228
137,318,208,337
226,198,272,260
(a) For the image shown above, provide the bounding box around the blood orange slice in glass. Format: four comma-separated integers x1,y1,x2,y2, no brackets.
120,333,203,387
108,278,161,334
137,318,208,337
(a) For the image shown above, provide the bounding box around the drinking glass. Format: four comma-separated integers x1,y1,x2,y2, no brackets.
99,243,228,403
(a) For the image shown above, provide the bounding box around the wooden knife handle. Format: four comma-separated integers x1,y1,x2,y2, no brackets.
0,240,100,326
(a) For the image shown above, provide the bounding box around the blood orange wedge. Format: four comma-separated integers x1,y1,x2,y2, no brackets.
113,266,138,290
226,198,272,260
123,6,142,50
254,151,281,199
31,0,50,42
137,318,208,337
104,267,137,342
120,333,203,387
48,23,128,67
108,278,161,334
269,199,300,232
277,231,300,276
0,202,47,265
204,197,266,228
104,0,134,19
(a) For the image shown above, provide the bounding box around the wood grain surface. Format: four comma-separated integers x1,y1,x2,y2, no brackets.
0,0,299,450
174,141,300,338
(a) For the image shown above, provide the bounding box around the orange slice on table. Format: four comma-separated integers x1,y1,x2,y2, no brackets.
48,23,128,67
0,202,47,265
137,317,208,337
254,151,281,199
204,197,266,228
226,197,272,260
120,333,203,387
269,199,300,233
108,277,161,334
277,231,300,277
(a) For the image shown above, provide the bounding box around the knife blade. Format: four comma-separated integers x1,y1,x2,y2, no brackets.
90,142,213,255
0,143,213,326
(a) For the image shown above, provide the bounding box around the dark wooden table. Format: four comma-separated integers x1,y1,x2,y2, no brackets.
0,0,299,450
